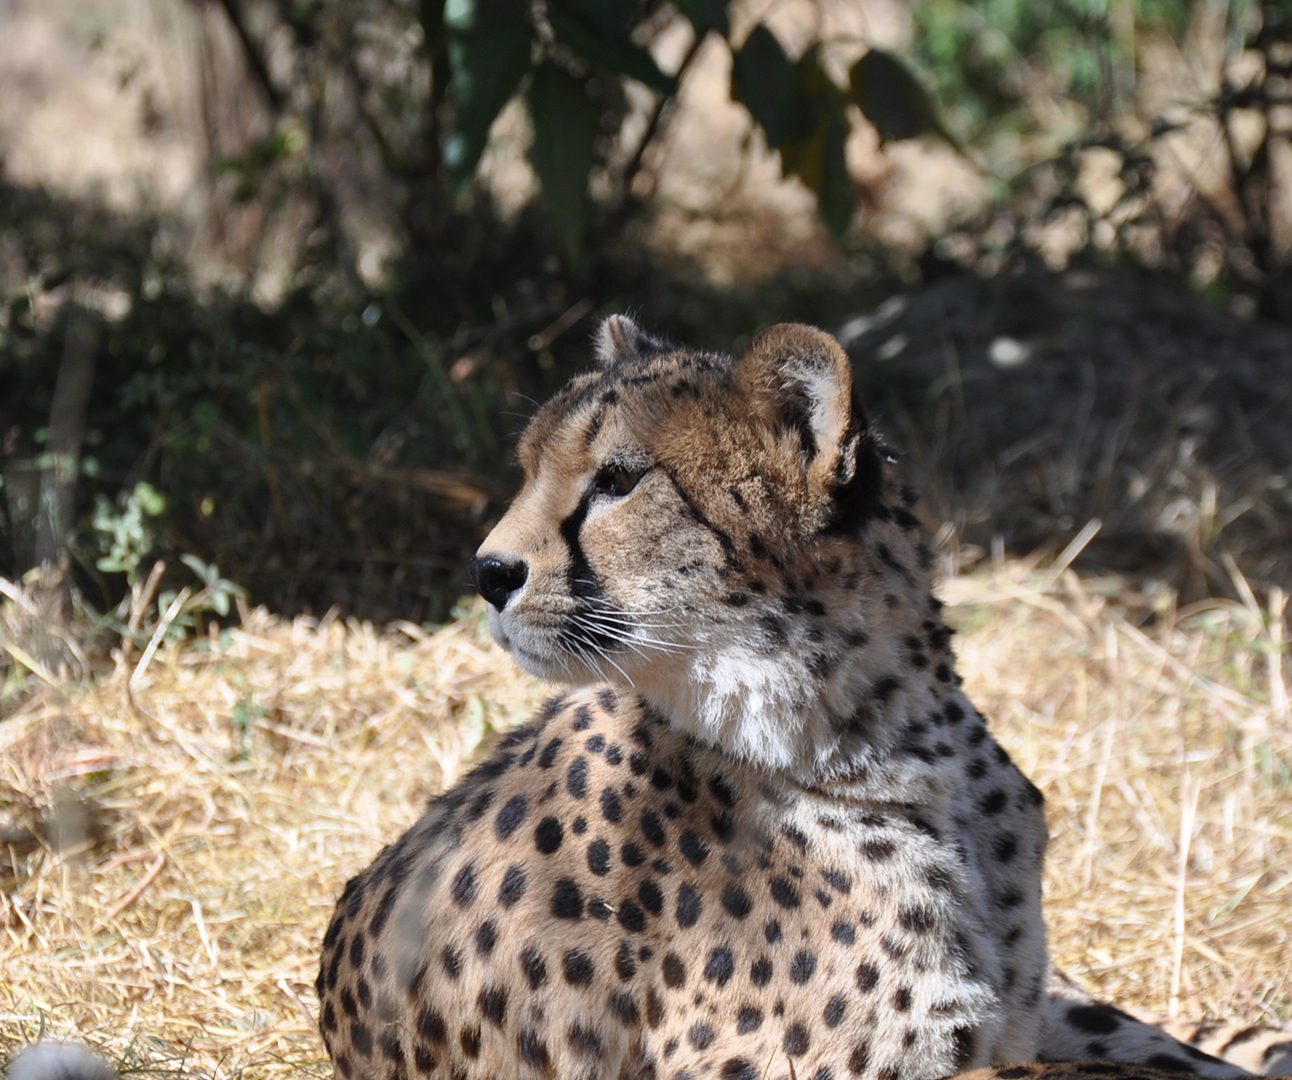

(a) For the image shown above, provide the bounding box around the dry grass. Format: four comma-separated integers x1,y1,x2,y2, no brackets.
1,561,1289,1077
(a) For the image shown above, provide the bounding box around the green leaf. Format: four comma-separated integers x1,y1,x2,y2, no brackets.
777,51,854,235
731,24,800,148
549,10,673,93
528,63,601,259
672,0,729,36
444,0,534,188
848,49,943,145
780,116,853,235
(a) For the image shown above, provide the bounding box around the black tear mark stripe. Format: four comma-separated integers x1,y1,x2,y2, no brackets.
557,488,619,654
661,469,742,571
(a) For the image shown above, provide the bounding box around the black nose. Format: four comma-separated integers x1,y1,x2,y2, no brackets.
470,554,529,611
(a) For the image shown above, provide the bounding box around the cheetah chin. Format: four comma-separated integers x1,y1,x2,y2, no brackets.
319,318,1291,1080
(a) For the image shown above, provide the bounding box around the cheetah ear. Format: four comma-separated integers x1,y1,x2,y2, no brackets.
594,314,672,368
737,323,865,490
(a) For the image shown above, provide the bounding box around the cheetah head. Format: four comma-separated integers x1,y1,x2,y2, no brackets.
473,317,927,773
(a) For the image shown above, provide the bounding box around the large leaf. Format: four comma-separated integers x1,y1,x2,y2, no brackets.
549,9,673,93
528,63,601,259
848,48,941,145
444,0,533,188
778,49,854,235
730,24,801,148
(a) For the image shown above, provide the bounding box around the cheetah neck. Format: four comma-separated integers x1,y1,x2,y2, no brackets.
638,540,967,805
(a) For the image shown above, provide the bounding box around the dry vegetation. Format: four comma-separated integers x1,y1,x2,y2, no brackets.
1,556,1288,1077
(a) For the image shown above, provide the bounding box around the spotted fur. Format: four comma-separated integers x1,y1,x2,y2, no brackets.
318,320,1290,1080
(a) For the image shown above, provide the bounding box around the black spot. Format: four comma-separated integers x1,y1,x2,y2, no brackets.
641,808,666,847
944,701,964,724
587,838,611,876
638,879,664,916
621,841,646,867
993,833,1018,862
567,1020,603,1058
572,705,593,731
789,950,817,984
662,952,687,988
460,1024,481,1058
474,919,497,956
615,941,637,980
465,788,495,823
646,987,665,1028
769,877,800,908
495,795,528,839
784,1023,810,1057
704,947,735,986
750,956,773,986
678,829,709,867
894,986,912,1011
618,900,647,933
520,946,547,989
708,776,737,806
711,811,736,843
350,1022,373,1058
764,919,783,943
450,862,477,907
689,1022,716,1050
611,989,639,1024
440,945,463,979
566,756,589,798
497,864,527,907
832,920,857,944
860,838,896,861
418,1007,447,1044
848,1042,870,1075
824,995,847,1027
979,789,1008,814
601,786,624,822
478,985,507,1027
538,738,562,768
551,878,583,919
721,882,752,919
563,949,595,986
736,1005,763,1033
1066,1004,1125,1035
872,675,902,702
759,612,788,647
518,1028,551,1069
899,906,936,934
530,815,563,854
676,882,703,927
721,1059,758,1080
855,961,880,992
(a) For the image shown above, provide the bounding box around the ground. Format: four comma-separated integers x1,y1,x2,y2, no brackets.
0,557,1287,1078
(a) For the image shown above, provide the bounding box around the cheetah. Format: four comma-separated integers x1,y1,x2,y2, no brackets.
318,319,1290,1080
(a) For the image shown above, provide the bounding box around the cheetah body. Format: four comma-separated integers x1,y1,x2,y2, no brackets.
318,320,1287,1080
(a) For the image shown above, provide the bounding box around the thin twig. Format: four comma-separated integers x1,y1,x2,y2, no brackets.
95,853,167,930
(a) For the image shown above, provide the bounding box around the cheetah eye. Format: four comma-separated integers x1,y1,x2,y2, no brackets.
591,464,646,499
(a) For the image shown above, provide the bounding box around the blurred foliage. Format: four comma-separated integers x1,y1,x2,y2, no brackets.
2,0,1291,625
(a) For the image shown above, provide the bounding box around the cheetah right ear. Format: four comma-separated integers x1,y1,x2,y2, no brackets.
737,323,859,483
594,315,672,368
